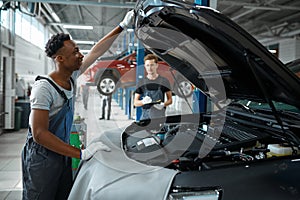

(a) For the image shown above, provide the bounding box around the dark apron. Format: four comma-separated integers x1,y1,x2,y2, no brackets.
141,83,166,120
22,77,74,200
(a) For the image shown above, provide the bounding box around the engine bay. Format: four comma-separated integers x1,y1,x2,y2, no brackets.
123,114,300,171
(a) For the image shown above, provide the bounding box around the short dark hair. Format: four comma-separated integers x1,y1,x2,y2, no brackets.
144,54,158,63
45,33,71,58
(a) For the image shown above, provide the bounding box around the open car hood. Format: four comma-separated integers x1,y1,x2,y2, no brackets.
134,0,300,108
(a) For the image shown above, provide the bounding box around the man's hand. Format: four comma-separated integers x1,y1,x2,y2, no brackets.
153,102,165,110
142,96,152,105
81,141,111,160
119,10,134,29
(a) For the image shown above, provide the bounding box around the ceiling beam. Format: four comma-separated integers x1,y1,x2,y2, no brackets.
243,6,280,11
81,6,102,24
242,11,300,36
76,5,84,23
10,0,135,8
231,8,255,21
218,1,300,11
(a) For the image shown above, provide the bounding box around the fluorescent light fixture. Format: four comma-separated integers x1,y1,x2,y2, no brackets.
243,5,281,11
63,24,93,30
269,49,277,54
75,40,95,45
51,12,61,23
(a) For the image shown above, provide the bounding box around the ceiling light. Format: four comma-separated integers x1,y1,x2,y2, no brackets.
63,24,93,30
51,12,61,23
269,49,277,54
75,40,95,45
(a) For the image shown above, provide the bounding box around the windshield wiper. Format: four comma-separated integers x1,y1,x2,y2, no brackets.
229,101,256,114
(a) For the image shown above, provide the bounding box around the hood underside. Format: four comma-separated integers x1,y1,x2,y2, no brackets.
134,0,300,108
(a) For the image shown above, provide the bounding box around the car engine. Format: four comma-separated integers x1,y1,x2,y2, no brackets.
123,113,299,172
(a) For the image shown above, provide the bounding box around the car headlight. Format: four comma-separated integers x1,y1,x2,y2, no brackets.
168,188,222,200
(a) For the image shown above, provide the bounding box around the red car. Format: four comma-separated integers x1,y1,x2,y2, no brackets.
83,52,193,97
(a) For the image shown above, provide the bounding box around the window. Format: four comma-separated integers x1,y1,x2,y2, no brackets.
14,8,46,49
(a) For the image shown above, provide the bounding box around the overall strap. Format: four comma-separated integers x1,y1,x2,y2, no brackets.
143,77,147,91
35,76,72,101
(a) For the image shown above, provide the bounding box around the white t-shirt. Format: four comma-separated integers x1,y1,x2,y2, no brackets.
29,71,79,126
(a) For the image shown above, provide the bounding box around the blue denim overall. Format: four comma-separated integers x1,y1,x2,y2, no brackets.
22,77,74,200
141,82,166,120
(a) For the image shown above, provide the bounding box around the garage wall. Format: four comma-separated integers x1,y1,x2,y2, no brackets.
15,35,53,76
296,39,300,60
0,28,11,133
279,38,299,63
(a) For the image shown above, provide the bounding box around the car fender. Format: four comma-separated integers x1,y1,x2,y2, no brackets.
94,68,121,84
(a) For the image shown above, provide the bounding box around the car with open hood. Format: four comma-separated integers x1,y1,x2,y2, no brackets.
69,1,300,200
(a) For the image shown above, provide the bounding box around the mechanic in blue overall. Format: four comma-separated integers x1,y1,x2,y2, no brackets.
134,54,173,120
21,10,134,200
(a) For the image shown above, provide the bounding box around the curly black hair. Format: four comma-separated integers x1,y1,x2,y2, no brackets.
45,33,71,58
